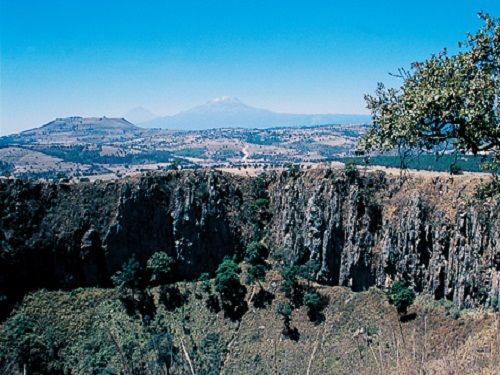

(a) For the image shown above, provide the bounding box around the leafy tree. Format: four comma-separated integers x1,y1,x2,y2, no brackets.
147,251,174,286
168,160,180,171
449,163,463,175
111,256,141,291
244,241,270,288
276,303,299,340
245,264,268,286
280,264,302,306
388,280,416,315
158,285,186,311
214,258,247,320
299,259,320,285
276,302,292,322
112,256,153,316
244,242,269,266
303,291,322,311
344,161,359,181
303,290,326,321
276,302,292,332
0,313,63,374
198,272,212,293
361,14,499,174
285,163,300,176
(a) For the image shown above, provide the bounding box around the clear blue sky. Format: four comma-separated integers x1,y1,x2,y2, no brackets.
1,1,499,134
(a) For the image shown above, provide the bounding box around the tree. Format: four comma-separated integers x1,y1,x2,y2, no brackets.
0,313,63,374
244,242,269,266
303,290,325,321
361,14,499,173
299,259,320,285
112,257,141,291
280,265,302,306
388,281,416,315
303,291,322,310
276,302,299,340
198,272,212,293
276,302,292,333
147,252,174,286
244,241,269,288
214,258,247,320
112,257,147,315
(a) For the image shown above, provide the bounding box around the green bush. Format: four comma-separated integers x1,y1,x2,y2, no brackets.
449,163,463,175
303,290,327,322
388,281,416,315
344,161,359,180
0,313,64,374
111,256,142,290
215,258,247,320
244,242,269,266
147,251,174,286
246,264,268,285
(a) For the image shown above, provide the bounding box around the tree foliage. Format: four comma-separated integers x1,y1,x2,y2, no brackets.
147,251,174,286
214,258,247,320
361,14,499,170
388,280,416,315
111,256,141,291
0,313,64,374
244,241,270,286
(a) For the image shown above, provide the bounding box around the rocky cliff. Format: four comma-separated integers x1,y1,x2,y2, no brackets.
0,169,498,318
268,170,499,309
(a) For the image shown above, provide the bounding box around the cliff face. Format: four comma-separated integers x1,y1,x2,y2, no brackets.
0,169,498,318
268,170,499,309
0,171,249,317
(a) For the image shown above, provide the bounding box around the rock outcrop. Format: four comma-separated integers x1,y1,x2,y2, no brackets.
0,169,498,318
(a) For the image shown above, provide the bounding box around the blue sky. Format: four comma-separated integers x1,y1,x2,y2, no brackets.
1,1,499,134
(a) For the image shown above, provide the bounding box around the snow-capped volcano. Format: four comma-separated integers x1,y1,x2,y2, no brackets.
140,97,371,130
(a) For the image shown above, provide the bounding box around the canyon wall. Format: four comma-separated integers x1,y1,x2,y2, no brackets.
0,169,498,318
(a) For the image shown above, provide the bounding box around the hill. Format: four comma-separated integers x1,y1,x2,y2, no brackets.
1,117,142,145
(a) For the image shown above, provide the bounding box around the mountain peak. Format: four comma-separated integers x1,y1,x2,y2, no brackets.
207,96,242,105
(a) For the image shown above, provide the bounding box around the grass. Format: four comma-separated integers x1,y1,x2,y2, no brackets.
1,273,498,374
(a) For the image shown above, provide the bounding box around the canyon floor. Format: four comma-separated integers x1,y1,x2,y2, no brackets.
2,270,499,375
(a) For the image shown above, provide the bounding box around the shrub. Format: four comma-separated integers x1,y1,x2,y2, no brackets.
276,302,299,340
198,272,212,293
449,163,463,175
344,161,359,180
280,265,303,306
244,242,269,266
388,280,416,315
214,258,247,320
299,259,320,284
246,264,268,285
112,256,142,291
303,290,326,321
147,252,174,286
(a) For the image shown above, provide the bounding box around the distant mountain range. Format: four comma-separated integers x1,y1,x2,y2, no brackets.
0,97,371,144
136,97,371,129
